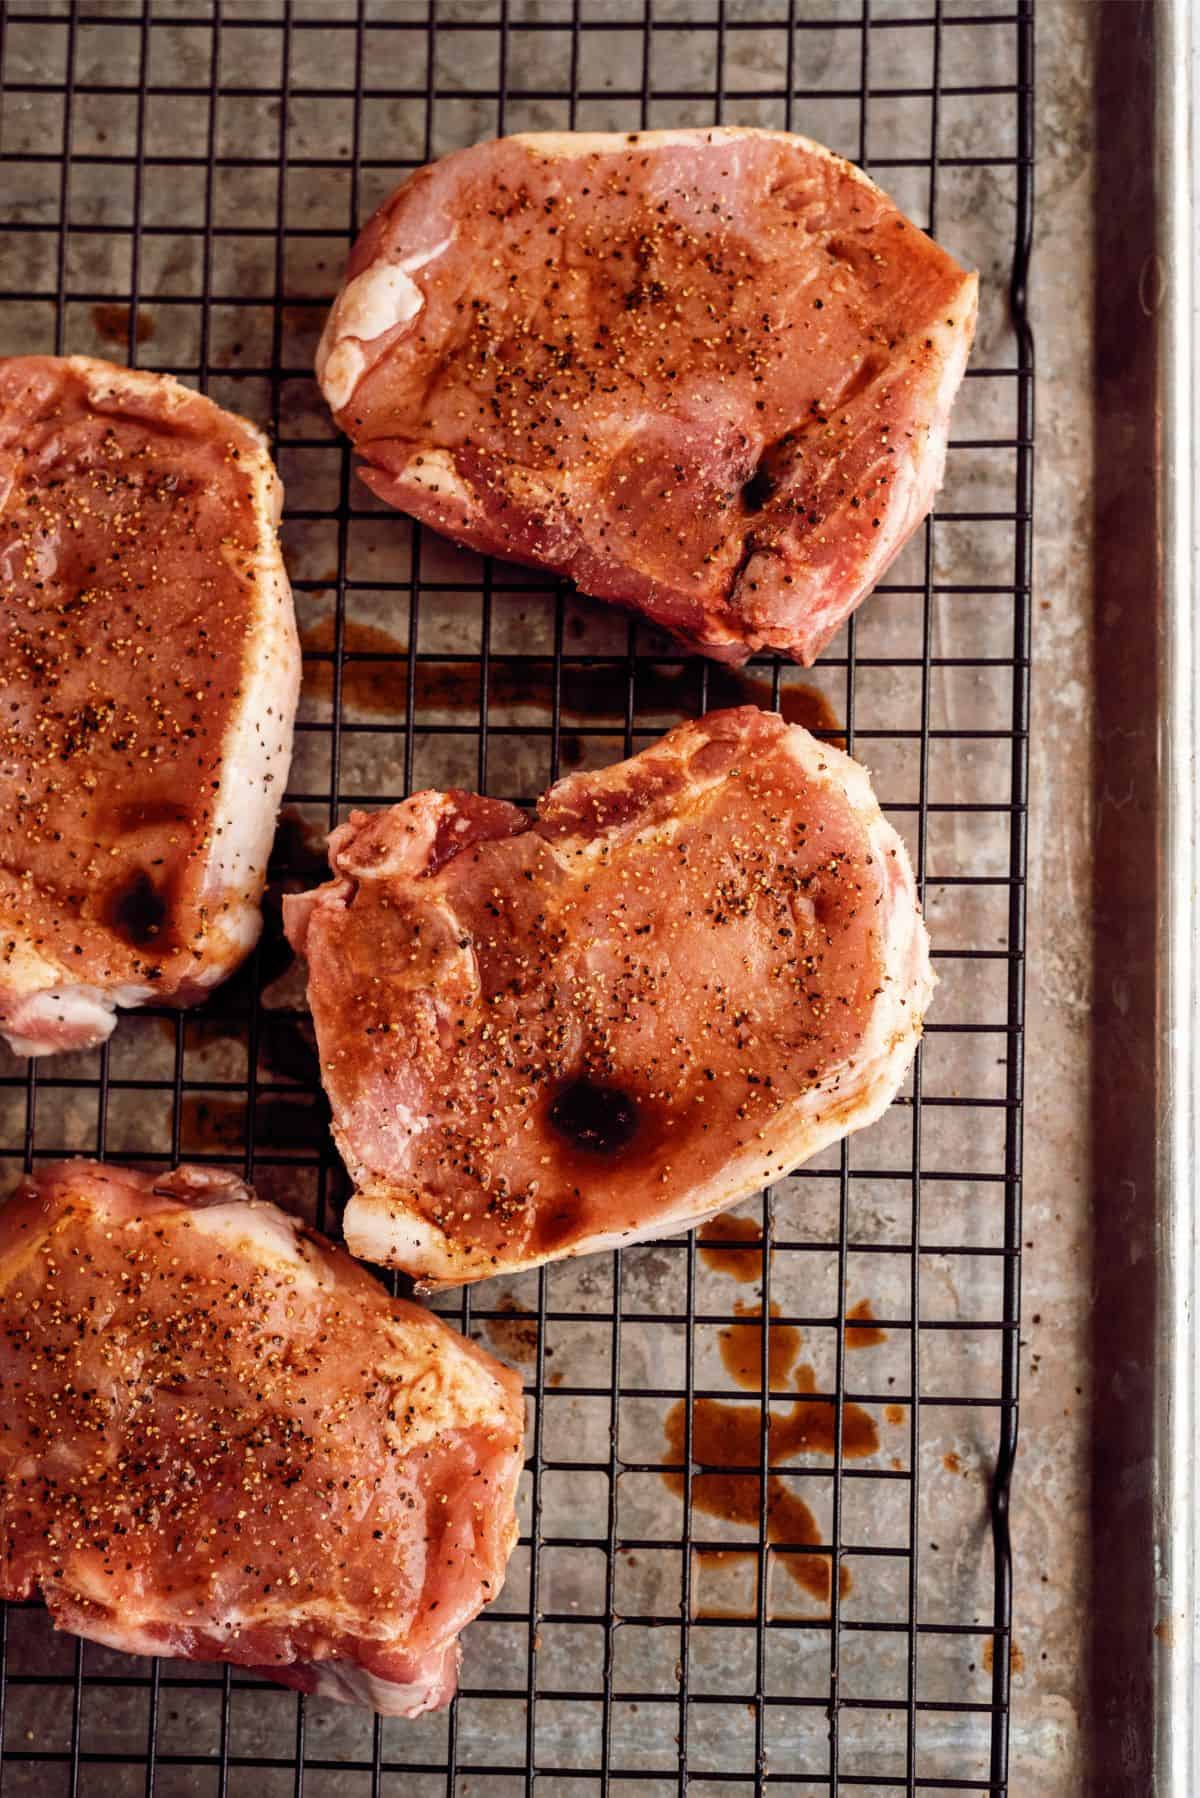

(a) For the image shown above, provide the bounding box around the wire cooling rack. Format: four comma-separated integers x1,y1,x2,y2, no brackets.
0,0,1033,1792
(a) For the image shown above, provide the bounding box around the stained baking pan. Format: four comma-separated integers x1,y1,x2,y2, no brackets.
1088,1,1199,1793
0,2,1033,1791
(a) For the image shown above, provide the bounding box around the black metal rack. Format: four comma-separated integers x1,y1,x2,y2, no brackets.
0,0,1033,1792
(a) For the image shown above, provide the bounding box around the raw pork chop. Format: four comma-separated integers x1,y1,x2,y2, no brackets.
317,128,976,665
0,356,299,1057
0,1160,524,1715
285,707,934,1286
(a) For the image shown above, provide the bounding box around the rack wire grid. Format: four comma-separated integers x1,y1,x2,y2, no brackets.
0,0,1033,1792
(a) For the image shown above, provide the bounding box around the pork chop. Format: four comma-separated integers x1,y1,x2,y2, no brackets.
284,706,934,1287
0,1160,524,1714
317,127,976,665
0,356,299,1057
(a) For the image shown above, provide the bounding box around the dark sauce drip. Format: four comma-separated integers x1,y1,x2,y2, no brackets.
280,303,324,345
547,1080,638,1156
91,302,155,346
663,1402,851,1610
180,1093,328,1157
106,870,167,948
698,1213,765,1283
671,1213,884,1614
270,809,330,881
845,1296,887,1348
178,877,325,1100
299,613,844,749
981,1637,1024,1677
719,1299,802,1390
299,613,412,717
786,1363,880,1458
480,1296,539,1371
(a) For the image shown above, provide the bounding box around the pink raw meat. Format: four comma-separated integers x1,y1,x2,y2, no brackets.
318,128,976,664
0,1160,524,1714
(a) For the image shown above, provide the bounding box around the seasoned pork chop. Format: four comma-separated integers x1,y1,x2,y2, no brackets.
318,127,976,665
0,356,299,1058
285,707,933,1286
0,1160,524,1715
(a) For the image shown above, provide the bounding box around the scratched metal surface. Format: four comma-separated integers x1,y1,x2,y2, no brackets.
0,2,1031,1792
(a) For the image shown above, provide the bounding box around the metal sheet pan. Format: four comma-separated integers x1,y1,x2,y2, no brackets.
1155,1,1199,1792
1089,2,1197,1789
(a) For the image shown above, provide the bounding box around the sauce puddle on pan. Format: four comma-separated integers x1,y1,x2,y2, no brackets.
300,611,845,756
844,1296,888,1349
662,1215,886,1616
91,302,155,346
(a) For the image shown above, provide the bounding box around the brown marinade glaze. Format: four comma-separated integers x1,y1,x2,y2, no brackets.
546,1078,640,1156
0,357,273,999
104,869,170,949
106,797,195,832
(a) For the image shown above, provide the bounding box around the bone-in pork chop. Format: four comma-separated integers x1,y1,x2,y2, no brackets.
318,128,976,665
0,1160,524,1714
0,356,299,1057
285,707,934,1286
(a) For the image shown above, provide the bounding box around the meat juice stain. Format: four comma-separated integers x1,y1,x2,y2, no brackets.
481,1296,539,1369
697,1213,765,1283
716,1304,878,1456
662,1400,852,1608
179,1094,329,1156
786,1365,880,1459
981,1637,1024,1677
719,1299,802,1391
91,302,155,346
844,1296,887,1348
667,1217,881,1614
281,303,323,341
299,611,844,745
300,615,413,716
